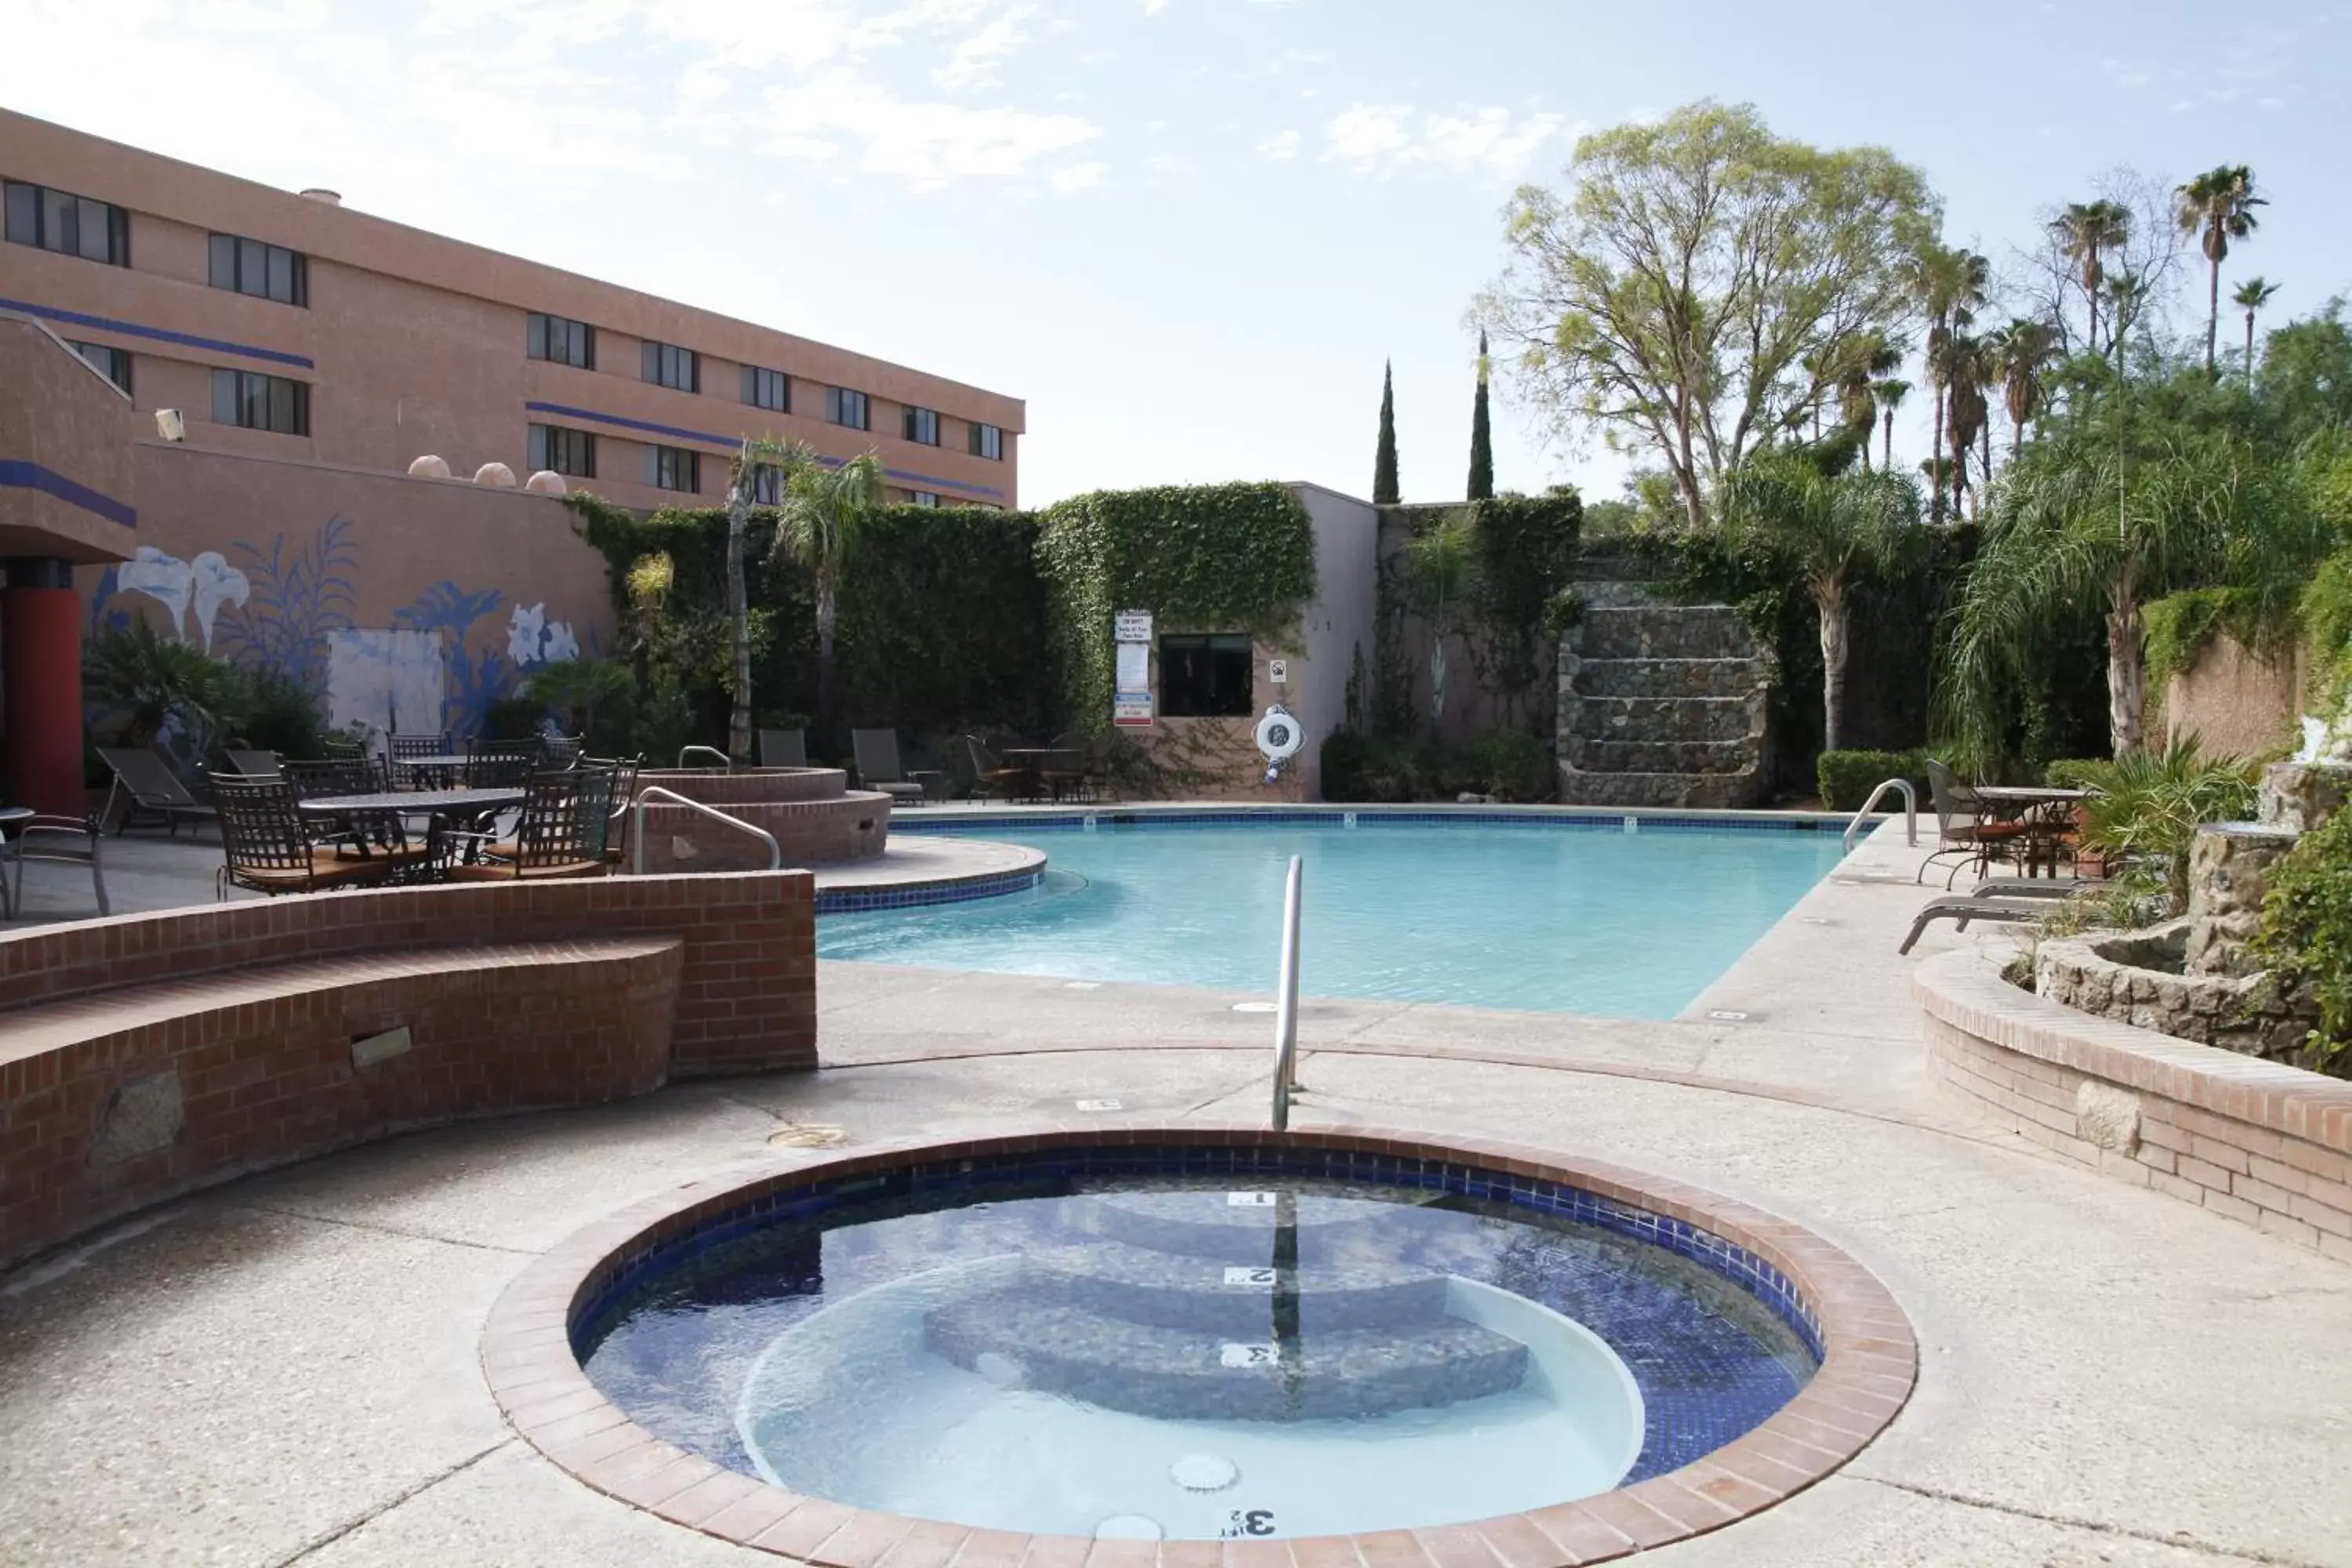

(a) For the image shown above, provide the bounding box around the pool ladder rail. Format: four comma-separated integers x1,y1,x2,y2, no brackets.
630,786,781,874
1271,854,1302,1131
1841,778,1919,855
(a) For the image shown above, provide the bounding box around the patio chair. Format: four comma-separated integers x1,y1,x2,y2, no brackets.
96,746,220,838
1919,759,2031,889
1041,731,1094,803
587,755,644,866
223,749,283,779
539,735,584,769
0,811,108,918
211,774,415,898
464,738,540,789
451,765,615,881
759,728,808,768
851,728,942,805
959,735,1036,801
283,757,390,799
387,732,452,788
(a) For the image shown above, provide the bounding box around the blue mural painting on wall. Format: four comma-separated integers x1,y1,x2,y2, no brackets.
88,514,586,742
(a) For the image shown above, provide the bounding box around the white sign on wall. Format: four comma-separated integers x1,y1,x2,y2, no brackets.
1113,692,1154,728
1267,658,1287,685
1116,642,1149,691
1113,609,1153,644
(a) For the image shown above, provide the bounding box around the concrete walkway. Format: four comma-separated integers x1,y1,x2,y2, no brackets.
1,822,2345,1566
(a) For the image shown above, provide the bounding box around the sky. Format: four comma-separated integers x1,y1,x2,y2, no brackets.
7,0,2348,509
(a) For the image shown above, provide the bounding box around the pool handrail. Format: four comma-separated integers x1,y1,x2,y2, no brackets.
630,786,781,875
677,745,734,771
1271,853,1302,1131
1842,778,1919,855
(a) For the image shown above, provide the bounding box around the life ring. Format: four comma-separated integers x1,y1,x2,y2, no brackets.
1254,706,1304,762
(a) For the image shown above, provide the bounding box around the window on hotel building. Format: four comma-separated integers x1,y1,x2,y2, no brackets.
528,312,595,369
209,368,310,436
67,341,132,396
642,340,699,392
751,464,783,504
207,232,308,307
528,423,596,478
969,422,1004,461
4,180,129,266
646,444,701,492
825,387,869,430
1158,633,1254,718
743,365,789,413
901,406,940,446
906,490,942,508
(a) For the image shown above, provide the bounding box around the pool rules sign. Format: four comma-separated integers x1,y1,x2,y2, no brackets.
1112,610,1153,728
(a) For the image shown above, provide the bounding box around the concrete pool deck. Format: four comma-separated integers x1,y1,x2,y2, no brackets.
2,820,2347,1566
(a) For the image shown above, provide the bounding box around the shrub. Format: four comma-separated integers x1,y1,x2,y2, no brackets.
1465,728,1554,802
2073,738,2258,910
1319,729,1374,802
481,695,547,741
2255,808,2352,1076
1816,749,1928,811
234,665,331,759
2042,757,2111,789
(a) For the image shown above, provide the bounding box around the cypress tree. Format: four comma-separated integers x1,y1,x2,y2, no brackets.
1373,360,1400,504
1467,330,1494,500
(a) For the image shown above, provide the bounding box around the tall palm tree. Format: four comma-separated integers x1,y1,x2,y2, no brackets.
771,448,887,751
2103,274,2149,371
722,435,811,760
2232,276,2281,378
1836,336,1901,469
2049,199,2131,355
1911,245,1991,521
1721,459,1924,753
1940,332,1991,520
2175,165,2265,377
1874,378,1910,474
1984,319,2058,456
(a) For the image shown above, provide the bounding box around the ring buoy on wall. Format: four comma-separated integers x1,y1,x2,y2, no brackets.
1255,706,1304,762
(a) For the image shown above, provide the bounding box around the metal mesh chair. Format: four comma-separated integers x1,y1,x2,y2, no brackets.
587,756,644,866
283,757,389,799
0,811,108,918
464,739,540,789
758,728,808,768
451,766,615,880
539,735,584,769
387,732,452,788
211,774,408,897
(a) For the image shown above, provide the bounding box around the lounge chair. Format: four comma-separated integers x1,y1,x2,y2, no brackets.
1899,895,2060,955
759,728,808,768
0,811,107,918
960,735,1039,801
851,729,942,805
96,746,219,837
1918,759,2030,888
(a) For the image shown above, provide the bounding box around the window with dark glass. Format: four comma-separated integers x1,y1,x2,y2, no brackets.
646,444,700,492
1157,634,1254,717
209,368,310,435
528,423,596,477
4,180,129,266
825,386,869,430
742,365,789,412
969,421,1004,460
207,231,307,306
901,406,940,445
67,340,132,395
906,490,942,508
528,312,594,368
641,339,699,392
751,464,783,504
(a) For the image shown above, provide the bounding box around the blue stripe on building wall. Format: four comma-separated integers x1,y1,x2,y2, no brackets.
0,459,139,530
522,400,1009,501
0,298,314,369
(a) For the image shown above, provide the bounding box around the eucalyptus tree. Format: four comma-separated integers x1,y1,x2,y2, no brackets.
2050,199,2132,355
1720,457,1925,753
1940,413,2325,760
722,435,811,760
771,447,887,750
2232,277,2281,378
1478,100,1936,530
2175,165,2265,377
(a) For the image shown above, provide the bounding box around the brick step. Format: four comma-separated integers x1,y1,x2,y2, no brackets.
924,1289,1529,1421
1573,658,1769,702
1022,1240,1450,1334
1569,695,1758,744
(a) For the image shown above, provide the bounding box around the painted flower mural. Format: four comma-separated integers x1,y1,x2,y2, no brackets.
111,546,252,654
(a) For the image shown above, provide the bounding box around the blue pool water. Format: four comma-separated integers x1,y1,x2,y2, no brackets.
821,818,1844,1016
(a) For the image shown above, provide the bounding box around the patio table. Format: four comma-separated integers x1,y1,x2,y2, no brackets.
299,786,525,873
1969,785,2089,877
391,753,475,789
1000,747,1086,803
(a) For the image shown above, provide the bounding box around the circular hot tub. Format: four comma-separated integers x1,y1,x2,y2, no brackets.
485,1128,1912,1559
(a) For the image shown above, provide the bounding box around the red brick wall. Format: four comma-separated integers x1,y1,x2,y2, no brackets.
1915,952,2352,1264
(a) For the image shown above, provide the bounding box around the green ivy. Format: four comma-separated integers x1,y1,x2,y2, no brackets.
1036,481,1316,733
1374,493,1583,733
2255,808,2352,1077
2141,586,2296,712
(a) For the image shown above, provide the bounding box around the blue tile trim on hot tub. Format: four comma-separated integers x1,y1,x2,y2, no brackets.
891,808,1837,837
816,867,1043,914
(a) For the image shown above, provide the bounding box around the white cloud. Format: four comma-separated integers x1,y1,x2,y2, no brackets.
1258,128,1302,162
756,69,1100,191
1320,102,1563,176
935,2,1036,92
1050,161,1108,192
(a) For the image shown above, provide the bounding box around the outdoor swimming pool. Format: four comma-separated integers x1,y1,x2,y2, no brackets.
820,815,1846,1016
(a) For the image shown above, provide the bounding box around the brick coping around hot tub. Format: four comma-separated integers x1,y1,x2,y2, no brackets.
1914,948,2352,1261
481,1125,1917,1566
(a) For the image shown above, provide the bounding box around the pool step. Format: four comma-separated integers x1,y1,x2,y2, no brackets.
925,1290,1530,1421
1023,1241,1448,1334
1073,1189,1413,1265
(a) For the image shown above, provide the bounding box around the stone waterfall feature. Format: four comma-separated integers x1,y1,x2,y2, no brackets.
1555,564,1773,809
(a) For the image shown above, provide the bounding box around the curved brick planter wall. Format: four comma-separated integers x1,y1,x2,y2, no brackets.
633,768,891,873
0,872,815,1270
485,1126,1917,1566
1915,949,2352,1261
